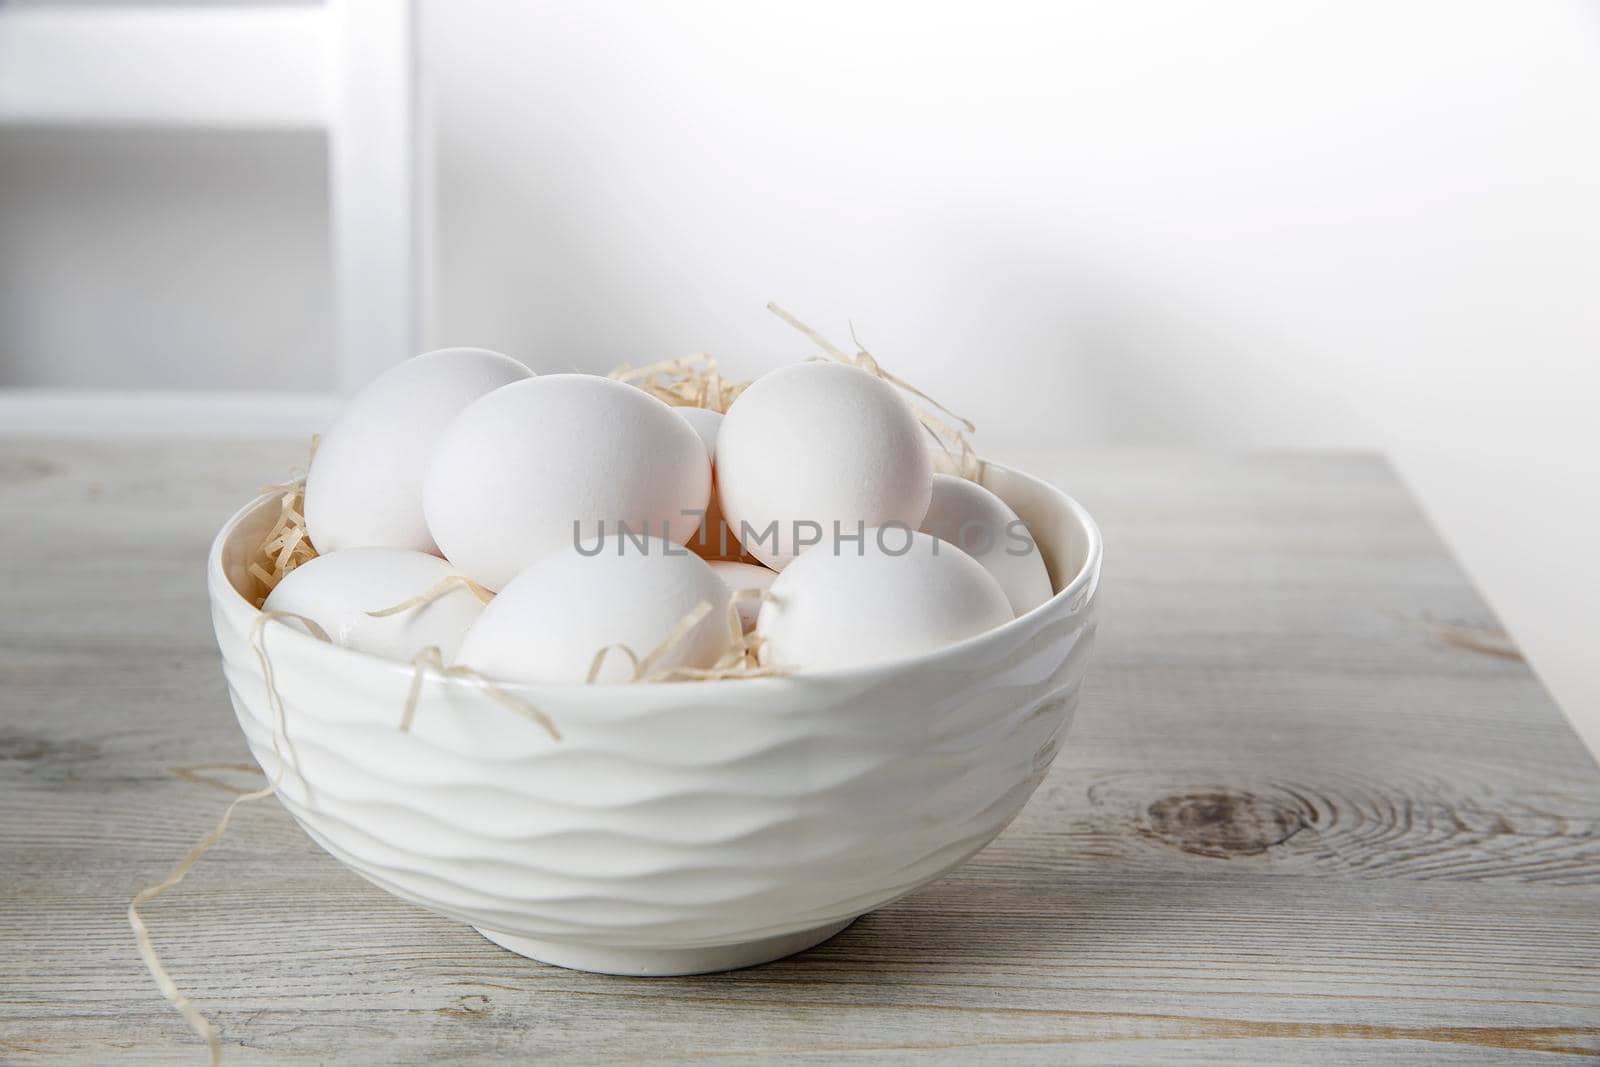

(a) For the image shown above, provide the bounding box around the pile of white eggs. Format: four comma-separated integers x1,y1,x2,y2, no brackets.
263,347,1054,682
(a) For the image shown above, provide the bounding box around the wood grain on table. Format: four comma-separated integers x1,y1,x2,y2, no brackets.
1,442,1597,1064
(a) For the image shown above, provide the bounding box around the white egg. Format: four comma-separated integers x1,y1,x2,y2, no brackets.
304,347,533,555
716,362,933,570
676,406,723,459
672,406,754,562
920,474,1054,615
423,375,712,590
261,547,485,662
457,536,732,684
756,528,1013,672
709,559,777,632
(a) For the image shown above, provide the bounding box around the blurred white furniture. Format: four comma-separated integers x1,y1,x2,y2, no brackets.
0,0,424,422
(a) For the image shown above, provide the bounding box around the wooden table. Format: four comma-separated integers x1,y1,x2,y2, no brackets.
3,441,1597,1064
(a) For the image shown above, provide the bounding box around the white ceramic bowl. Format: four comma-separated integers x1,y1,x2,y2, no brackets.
208,462,1102,976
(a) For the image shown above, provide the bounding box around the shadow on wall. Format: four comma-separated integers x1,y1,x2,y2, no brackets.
437,134,1369,452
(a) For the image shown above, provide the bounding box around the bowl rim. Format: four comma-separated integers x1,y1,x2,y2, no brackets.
209,459,1102,691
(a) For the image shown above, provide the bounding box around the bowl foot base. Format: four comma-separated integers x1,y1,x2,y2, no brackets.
473,917,858,976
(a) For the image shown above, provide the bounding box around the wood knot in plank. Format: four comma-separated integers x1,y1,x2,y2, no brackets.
1143,790,1310,859
0,731,100,767
0,456,64,484
436,994,491,1020
1431,622,1523,662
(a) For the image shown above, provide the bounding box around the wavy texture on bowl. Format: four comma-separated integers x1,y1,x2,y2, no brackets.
208,462,1101,975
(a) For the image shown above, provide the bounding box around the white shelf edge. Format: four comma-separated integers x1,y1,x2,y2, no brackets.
0,7,329,129
0,389,339,438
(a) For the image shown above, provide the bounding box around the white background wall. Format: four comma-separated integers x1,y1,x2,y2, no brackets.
2,1,1598,747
